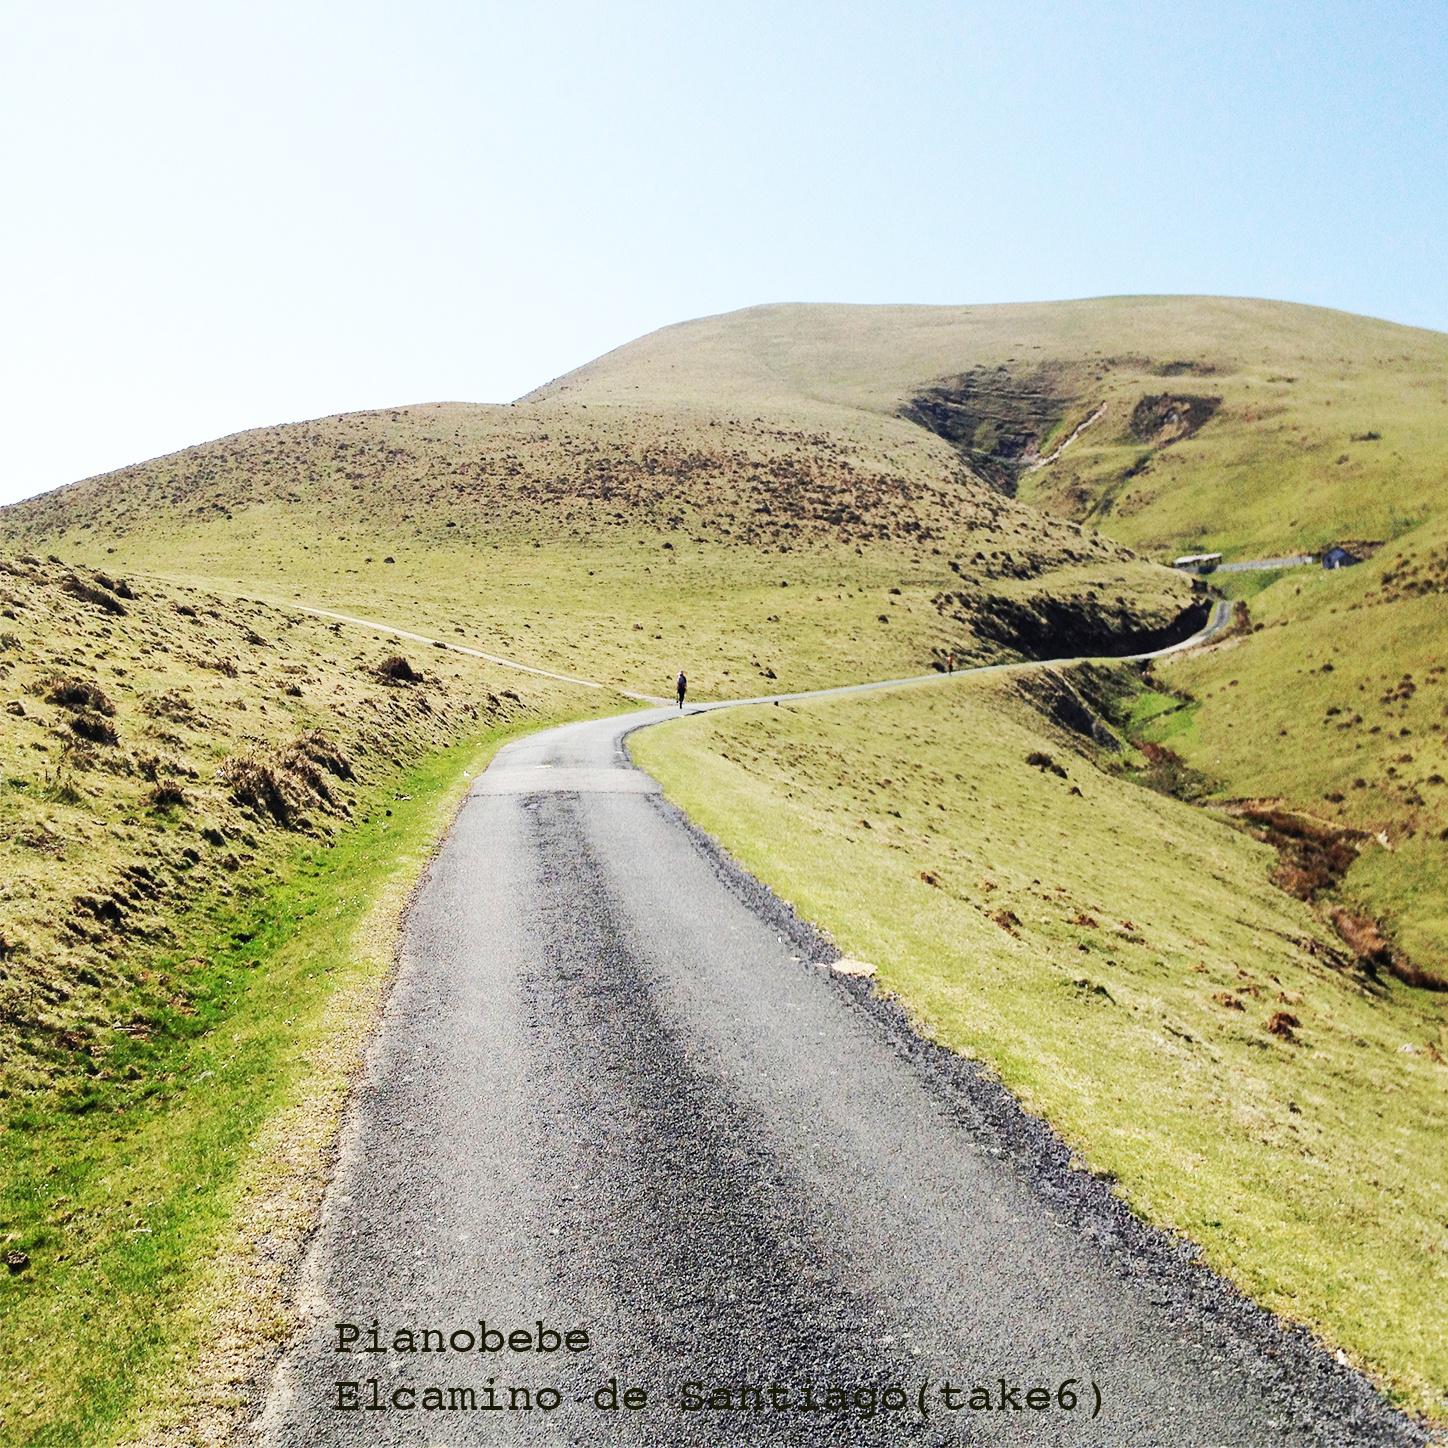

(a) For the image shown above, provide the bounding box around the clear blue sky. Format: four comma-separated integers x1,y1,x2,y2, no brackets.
3,0,1445,504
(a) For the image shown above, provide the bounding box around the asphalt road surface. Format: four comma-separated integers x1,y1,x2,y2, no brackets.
1215,556,1314,574
254,608,1420,1447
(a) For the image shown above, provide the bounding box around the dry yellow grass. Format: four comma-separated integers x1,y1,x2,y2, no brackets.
533,296,1448,561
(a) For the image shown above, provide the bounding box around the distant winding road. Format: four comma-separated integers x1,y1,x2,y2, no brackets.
1215,555,1314,574
253,599,1421,1446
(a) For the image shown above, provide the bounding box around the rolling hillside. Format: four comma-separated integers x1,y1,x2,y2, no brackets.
0,555,593,1092
532,295,1448,988
11,298,1438,700
0,553,609,1443
4,295,1444,975
0,398,1196,697
637,665,1447,1419
3,295,1444,987
3,307,1297,698
2,294,1446,1437
531,295,1448,561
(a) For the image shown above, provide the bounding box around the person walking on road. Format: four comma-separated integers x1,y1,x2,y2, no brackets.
676,670,687,709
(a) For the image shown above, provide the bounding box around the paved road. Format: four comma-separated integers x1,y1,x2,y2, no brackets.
254,604,1417,1447
244,593,1233,702
1215,555,1314,573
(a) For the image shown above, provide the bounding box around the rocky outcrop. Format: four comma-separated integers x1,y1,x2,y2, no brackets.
1129,393,1221,445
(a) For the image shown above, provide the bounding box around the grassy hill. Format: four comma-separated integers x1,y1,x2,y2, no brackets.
15,296,1429,979
0,319,1240,697
532,294,1448,1003
635,664,1447,1419
14,296,1438,697
0,555,595,1091
1145,520,1448,980
531,295,1448,560
0,554,607,1442
3,294,1446,1438
601,296,1446,1420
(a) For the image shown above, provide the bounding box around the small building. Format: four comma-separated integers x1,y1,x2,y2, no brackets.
1322,545,1361,570
1172,552,1222,575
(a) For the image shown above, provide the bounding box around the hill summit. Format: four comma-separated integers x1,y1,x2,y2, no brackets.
2,295,1444,696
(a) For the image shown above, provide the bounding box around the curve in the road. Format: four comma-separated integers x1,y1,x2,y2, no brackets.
267,596,1235,707
253,594,1422,1448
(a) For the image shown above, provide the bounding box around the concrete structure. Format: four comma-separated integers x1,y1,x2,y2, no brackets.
1172,552,1223,574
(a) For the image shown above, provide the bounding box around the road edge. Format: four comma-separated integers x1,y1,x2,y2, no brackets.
626,682,1433,1448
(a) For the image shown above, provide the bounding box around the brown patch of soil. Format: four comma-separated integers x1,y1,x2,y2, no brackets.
900,364,1088,493
1329,907,1447,991
1227,804,1365,901
1128,394,1222,445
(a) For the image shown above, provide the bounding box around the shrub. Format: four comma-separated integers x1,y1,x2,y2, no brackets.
222,757,297,828
221,731,354,830
93,571,136,599
44,675,115,716
140,690,196,721
144,782,188,810
1266,1010,1300,1039
288,730,355,782
376,654,423,684
68,711,118,746
1025,750,1068,779
61,574,126,615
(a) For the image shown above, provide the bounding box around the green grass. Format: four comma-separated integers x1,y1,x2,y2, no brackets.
0,556,594,1093
0,709,603,1446
3,513,1194,699
529,295,1448,564
62,524,1177,699
1210,566,1304,601
1120,685,1197,738
0,554,614,1443
635,675,1448,1422
1151,522,1448,980
3,294,1445,1432
0,317,1209,698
